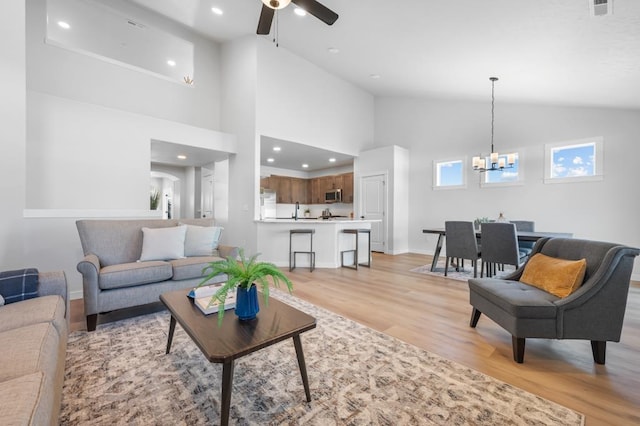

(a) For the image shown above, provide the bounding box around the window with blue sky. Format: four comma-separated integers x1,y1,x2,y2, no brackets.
433,159,465,189
545,137,603,183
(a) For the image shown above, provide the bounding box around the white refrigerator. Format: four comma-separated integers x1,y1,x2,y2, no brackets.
260,190,277,219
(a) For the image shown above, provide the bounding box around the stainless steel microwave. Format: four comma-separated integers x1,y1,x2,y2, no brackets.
325,189,342,203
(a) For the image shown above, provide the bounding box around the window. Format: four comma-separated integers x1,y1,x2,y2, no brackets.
480,152,522,187
544,137,603,184
433,158,466,190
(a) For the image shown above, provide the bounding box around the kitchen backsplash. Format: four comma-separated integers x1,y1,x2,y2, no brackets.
276,203,354,219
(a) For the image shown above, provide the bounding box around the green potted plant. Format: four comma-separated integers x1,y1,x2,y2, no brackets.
304,208,311,218
150,189,160,210
197,249,293,324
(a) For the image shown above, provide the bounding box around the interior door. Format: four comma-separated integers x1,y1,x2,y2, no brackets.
361,174,386,252
201,168,214,218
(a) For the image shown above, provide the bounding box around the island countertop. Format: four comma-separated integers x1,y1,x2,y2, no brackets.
256,218,376,224
256,219,378,268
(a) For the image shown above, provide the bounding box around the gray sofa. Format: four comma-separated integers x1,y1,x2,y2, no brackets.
469,237,639,364
0,271,68,425
76,218,237,331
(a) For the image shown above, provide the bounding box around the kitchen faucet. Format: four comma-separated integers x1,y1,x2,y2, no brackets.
294,201,299,220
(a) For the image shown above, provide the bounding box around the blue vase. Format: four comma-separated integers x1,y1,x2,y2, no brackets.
235,284,260,321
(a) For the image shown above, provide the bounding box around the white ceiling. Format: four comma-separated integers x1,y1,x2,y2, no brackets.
129,0,640,110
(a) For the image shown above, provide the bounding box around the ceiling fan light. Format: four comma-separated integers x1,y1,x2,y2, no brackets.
262,0,292,10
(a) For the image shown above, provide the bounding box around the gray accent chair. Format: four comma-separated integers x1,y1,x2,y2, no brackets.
444,221,481,278
480,222,528,277
468,237,640,364
511,220,535,256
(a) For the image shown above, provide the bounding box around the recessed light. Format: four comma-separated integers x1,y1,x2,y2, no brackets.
58,21,70,29
273,146,281,152
327,47,339,54
267,158,275,163
369,74,381,79
302,164,309,168
294,7,307,16
177,155,187,160
167,60,176,67
329,158,336,162
211,7,223,15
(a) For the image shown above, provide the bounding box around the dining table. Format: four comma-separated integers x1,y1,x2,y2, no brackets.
422,228,574,272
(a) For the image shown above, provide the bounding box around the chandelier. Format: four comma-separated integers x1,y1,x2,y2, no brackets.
472,77,515,172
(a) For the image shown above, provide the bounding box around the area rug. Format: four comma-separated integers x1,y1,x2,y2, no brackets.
411,261,515,282
60,292,584,425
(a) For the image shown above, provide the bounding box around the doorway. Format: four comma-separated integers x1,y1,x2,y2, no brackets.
360,173,387,253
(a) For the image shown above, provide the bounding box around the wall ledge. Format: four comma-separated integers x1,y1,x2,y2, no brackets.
23,209,162,219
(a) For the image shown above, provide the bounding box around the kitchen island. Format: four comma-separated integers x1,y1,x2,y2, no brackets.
256,219,377,269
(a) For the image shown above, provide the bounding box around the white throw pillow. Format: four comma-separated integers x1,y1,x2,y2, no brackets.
183,225,224,257
139,225,187,261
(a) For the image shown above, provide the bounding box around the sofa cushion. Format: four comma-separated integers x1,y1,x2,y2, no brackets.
0,268,38,304
183,225,224,256
520,253,587,298
0,295,66,336
0,372,54,426
468,278,558,319
139,225,187,261
0,323,60,383
170,256,226,281
99,261,173,290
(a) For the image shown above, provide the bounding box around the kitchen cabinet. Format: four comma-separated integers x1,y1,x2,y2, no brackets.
265,172,353,204
310,178,322,204
260,177,270,190
290,177,309,204
341,172,354,203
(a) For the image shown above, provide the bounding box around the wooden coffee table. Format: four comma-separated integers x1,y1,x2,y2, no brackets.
159,289,316,426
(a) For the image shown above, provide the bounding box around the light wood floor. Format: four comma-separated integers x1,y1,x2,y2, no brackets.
70,252,640,425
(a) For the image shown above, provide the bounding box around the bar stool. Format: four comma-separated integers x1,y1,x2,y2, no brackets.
340,229,371,270
289,229,315,272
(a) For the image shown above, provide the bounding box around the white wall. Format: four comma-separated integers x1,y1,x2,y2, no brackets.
220,36,259,252
256,38,375,158
0,0,26,266
375,97,640,278
26,0,221,130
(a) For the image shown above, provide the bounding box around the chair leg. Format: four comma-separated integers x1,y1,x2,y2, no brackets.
444,257,450,276
591,340,607,365
470,308,481,327
512,336,525,363
87,314,98,332
473,260,477,278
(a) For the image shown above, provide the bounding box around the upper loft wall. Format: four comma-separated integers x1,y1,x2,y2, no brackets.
26,0,221,130
256,37,375,156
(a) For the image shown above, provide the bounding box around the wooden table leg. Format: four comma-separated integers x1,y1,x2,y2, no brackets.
431,234,444,272
292,334,311,402
166,315,176,354
220,360,235,426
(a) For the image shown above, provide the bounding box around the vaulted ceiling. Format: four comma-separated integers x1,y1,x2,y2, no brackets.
129,0,640,110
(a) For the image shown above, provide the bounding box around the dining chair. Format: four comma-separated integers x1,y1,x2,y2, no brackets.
480,222,528,277
511,220,535,256
444,221,481,278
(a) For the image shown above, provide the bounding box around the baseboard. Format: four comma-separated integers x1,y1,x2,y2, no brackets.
70,289,84,300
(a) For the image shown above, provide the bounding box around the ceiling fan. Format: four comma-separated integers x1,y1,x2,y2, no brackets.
257,0,339,35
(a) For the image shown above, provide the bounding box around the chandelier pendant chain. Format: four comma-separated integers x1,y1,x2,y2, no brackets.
472,76,514,172
491,77,496,155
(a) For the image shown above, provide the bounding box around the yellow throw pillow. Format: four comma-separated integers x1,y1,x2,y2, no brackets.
520,253,587,298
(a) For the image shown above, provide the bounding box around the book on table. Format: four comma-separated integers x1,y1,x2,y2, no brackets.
190,284,237,315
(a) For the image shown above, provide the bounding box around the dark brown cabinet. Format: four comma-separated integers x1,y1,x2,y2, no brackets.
263,172,353,204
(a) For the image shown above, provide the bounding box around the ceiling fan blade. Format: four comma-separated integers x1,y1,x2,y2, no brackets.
257,4,275,35
292,0,339,25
